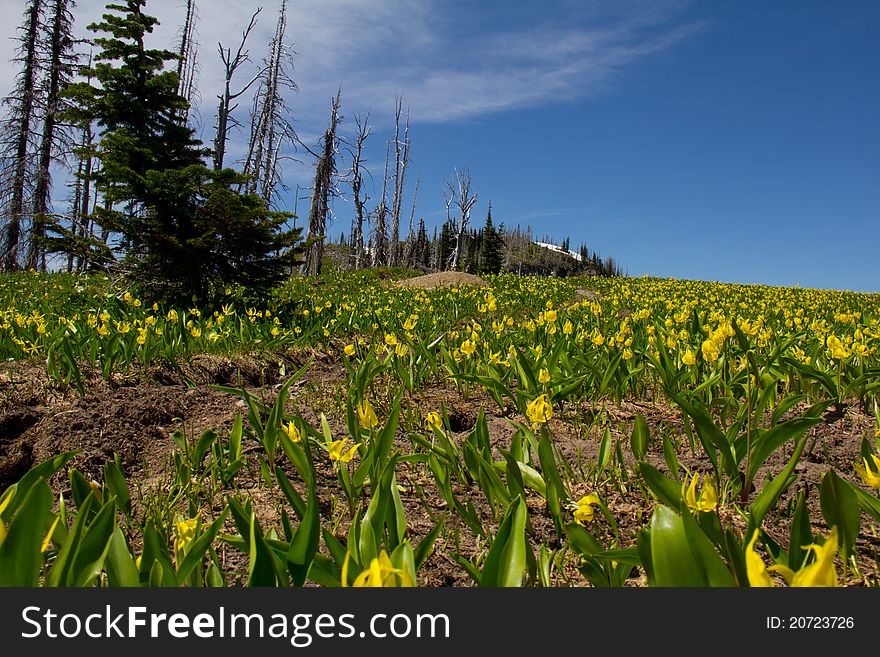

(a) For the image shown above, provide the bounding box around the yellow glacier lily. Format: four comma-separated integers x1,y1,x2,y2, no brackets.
747,527,840,587
572,494,600,526
526,394,553,424
357,398,379,429
854,454,880,489
682,473,717,513
327,438,360,463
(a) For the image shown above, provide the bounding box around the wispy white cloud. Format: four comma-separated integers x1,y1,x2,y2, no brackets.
0,0,699,197
0,1,697,124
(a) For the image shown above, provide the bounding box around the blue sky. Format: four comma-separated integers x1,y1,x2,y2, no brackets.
1,0,878,291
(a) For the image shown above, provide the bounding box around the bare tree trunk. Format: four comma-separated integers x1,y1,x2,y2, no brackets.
446,167,477,271
388,96,409,267
303,90,341,276
349,113,371,270
241,0,295,204
2,0,43,271
402,175,420,267
373,140,391,267
214,9,261,170
29,0,75,271
176,0,199,126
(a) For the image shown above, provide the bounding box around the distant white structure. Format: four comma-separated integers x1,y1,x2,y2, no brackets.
533,242,583,262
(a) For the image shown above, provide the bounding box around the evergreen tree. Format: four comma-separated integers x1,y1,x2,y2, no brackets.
478,204,503,275
414,218,429,270
463,228,478,274
65,0,302,303
437,220,455,270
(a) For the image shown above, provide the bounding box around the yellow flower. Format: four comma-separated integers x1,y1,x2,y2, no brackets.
460,339,477,356
526,394,553,424
701,338,720,362
827,335,850,360
327,438,360,463
572,494,600,526
538,368,550,385
344,343,356,357
854,454,880,489
771,527,840,587
175,517,198,552
357,399,379,429
563,320,573,335
283,421,301,443
746,530,774,587
748,527,840,587
384,333,398,347
682,473,717,513
682,349,696,366
394,343,408,357
343,550,414,587
425,411,443,432
190,326,201,338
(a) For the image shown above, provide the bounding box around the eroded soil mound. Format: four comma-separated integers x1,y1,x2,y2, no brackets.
395,271,487,290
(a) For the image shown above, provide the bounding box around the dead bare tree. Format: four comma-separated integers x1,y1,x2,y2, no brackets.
372,140,391,266
302,90,342,276
241,0,297,205
175,0,200,126
388,95,409,267
347,113,372,270
401,174,420,267
28,0,78,271
213,8,262,170
444,167,478,271
1,0,43,271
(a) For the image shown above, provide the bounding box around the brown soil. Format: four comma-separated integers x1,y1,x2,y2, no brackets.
395,271,487,290
1,357,877,587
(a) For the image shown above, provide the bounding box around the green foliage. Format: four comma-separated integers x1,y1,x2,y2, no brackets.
61,1,304,305
478,207,503,275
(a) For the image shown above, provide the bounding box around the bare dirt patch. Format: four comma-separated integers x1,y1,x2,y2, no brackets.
395,271,487,290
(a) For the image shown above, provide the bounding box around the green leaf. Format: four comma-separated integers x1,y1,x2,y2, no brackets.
481,496,529,587
1,451,78,522
177,511,229,583
819,470,860,559
538,431,567,538
104,458,132,519
662,432,680,480
649,505,735,587
564,522,603,556
743,417,822,483
192,429,217,469
414,515,446,570
630,413,649,460
46,493,94,587
248,511,280,586
670,393,736,478
71,500,117,586
788,491,812,570
287,481,320,587
596,426,612,474
853,486,880,523
0,482,53,586
638,462,682,508
104,526,140,587
748,434,808,536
